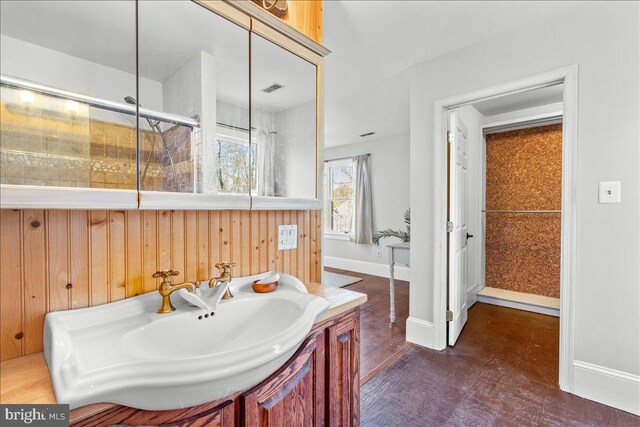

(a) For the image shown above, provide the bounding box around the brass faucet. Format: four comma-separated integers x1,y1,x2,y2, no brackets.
208,262,236,300
153,270,196,314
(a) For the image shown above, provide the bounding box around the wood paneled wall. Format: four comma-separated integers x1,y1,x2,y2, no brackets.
0,209,321,361
282,1,323,43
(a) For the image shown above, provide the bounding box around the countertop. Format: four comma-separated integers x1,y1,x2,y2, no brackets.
0,282,366,420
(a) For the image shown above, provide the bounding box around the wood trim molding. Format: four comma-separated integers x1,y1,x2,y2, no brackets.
194,0,251,29
223,0,330,57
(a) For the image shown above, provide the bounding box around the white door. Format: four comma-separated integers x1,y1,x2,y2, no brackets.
448,111,470,346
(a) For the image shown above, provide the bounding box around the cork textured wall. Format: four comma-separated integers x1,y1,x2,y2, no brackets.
485,123,562,297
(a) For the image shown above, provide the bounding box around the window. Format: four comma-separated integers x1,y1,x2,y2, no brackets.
324,159,354,235
216,125,256,195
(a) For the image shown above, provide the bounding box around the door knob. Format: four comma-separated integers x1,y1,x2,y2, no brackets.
466,233,474,239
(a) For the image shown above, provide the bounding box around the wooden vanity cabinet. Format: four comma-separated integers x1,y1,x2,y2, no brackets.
72,400,235,427
326,311,361,427
241,308,361,427
71,308,360,427
241,331,326,426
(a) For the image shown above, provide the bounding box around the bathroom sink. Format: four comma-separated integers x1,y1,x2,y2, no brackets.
43,272,329,410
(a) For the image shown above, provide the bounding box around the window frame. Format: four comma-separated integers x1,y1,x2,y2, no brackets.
215,125,257,196
323,158,354,239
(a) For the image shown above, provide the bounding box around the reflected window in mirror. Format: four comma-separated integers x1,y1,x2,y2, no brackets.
215,123,256,195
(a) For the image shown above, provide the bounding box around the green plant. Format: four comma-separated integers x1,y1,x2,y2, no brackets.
373,208,410,246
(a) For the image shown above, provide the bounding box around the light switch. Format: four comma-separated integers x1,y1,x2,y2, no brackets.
599,181,621,204
278,225,298,250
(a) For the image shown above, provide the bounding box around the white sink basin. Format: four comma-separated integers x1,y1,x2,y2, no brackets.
43,272,329,410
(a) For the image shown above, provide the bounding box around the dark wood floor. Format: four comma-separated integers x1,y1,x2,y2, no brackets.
324,267,411,381
325,268,639,426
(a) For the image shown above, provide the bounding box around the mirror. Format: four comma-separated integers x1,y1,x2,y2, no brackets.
0,0,137,190
250,33,317,199
138,1,250,195
1,1,318,206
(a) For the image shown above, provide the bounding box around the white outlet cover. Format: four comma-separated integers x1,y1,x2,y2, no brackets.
599,181,621,204
278,225,298,250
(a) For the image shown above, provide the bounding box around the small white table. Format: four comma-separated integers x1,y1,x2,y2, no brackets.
388,242,410,323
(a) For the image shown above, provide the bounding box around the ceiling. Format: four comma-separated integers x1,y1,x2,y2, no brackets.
322,1,582,147
472,84,564,117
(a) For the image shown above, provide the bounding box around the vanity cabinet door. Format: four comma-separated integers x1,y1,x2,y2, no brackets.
163,400,235,427
71,400,235,427
241,332,325,426
326,310,360,427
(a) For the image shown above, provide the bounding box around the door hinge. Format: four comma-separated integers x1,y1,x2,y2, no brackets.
446,221,454,232
446,310,453,321
447,131,454,144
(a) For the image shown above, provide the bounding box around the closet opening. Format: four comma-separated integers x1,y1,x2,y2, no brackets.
439,74,578,390
479,115,563,317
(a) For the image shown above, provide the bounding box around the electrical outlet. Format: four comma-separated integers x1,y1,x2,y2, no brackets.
376,249,382,258
278,225,297,250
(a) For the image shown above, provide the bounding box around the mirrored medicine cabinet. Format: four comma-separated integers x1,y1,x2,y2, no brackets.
0,0,321,210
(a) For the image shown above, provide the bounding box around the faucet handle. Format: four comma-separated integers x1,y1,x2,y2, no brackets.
152,270,180,279
215,262,236,273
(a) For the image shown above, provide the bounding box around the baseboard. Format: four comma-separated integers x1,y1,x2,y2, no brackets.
406,317,436,349
324,256,410,281
477,287,560,317
573,361,640,415
466,283,479,308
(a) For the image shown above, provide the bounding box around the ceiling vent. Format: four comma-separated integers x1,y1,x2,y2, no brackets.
359,132,376,137
262,83,284,93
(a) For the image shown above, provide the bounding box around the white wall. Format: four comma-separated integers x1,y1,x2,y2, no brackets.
408,1,639,413
324,133,410,278
1,34,163,122
275,101,317,199
163,51,217,193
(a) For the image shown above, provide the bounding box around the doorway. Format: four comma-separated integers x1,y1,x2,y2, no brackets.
433,66,578,393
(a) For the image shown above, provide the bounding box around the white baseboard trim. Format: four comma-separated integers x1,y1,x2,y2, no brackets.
573,361,640,415
466,284,479,308
406,317,435,349
477,287,560,317
324,256,410,281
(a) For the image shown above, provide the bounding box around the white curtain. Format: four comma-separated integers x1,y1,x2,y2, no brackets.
255,111,280,196
350,154,373,244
